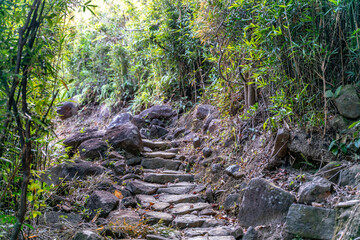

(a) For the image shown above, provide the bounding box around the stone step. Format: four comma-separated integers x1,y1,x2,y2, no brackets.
144,172,195,184
157,186,194,195
142,139,171,150
143,151,176,159
185,236,235,240
183,226,243,238
172,214,206,229
158,194,204,204
165,148,180,154
125,179,164,195
136,194,157,208
144,211,174,225
170,203,211,215
141,158,181,171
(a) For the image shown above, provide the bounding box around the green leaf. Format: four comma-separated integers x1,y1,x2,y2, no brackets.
334,86,342,98
325,90,333,98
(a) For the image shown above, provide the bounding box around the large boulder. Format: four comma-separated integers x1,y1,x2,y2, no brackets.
288,130,334,163
195,104,216,120
339,164,360,189
238,178,295,227
57,101,77,120
285,204,335,239
334,85,360,119
103,123,142,154
298,176,332,204
42,160,104,185
78,138,108,160
63,129,105,149
107,112,133,129
85,190,119,218
136,105,176,121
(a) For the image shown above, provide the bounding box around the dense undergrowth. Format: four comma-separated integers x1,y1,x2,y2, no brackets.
0,0,360,239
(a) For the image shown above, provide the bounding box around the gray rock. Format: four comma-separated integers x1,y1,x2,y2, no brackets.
142,139,171,150
288,130,334,163
170,203,210,215
86,190,119,218
285,204,335,239
329,114,350,131
73,230,101,240
224,165,245,179
211,163,222,173
57,101,77,120
150,125,169,139
126,157,142,166
136,195,157,208
79,138,108,160
143,151,176,159
242,227,257,240
144,172,194,184
238,178,295,227
272,129,290,158
195,104,216,120
137,105,176,120
173,127,186,138
152,202,170,211
206,188,215,203
112,160,126,176
158,194,204,204
224,193,241,211
103,123,143,154
193,137,202,148
334,85,360,119
172,214,206,229
208,119,221,133
339,164,360,189
157,186,194,195
42,160,104,185
125,180,163,195
144,211,174,225
202,147,212,158
146,235,170,240
63,129,105,149
107,210,140,225
141,158,181,171
298,177,332,204
121,196,137,208
107,112,133,129
186,237,235,240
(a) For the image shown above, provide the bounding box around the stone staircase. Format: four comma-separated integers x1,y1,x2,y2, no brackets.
115,138,242,240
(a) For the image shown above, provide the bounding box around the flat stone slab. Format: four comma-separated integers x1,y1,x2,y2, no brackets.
144,173,194,184
142,139,170,150
167,182,196,188
107,210,140,225
157,186,194,195
136,195,157,208
170,203,211,215
152,202,170,211
172,214,206,229
143,151,176,159
184,227,243,238
285,204,335,240
141,158,181,171
185,237,235,240
144,211,174,225
159,194,204,204
126,180,163,195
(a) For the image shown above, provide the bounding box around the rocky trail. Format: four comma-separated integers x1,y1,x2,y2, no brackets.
32,104,360,240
